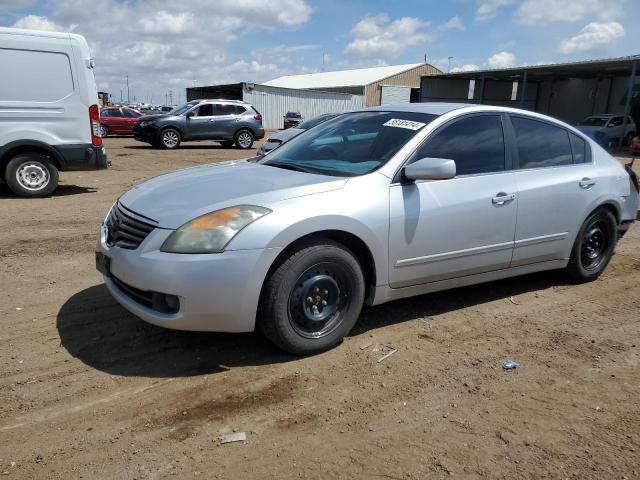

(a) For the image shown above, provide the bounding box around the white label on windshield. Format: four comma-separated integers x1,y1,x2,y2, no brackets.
383,118,426,130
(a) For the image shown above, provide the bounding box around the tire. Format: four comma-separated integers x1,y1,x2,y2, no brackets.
99,124,109,138
5,153,59,198
220,140,234,148
258,240,365,355
566,207,617,282
234,129,254,149
159,128,181,149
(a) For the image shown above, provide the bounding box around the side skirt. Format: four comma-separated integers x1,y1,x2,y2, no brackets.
368,259,568,306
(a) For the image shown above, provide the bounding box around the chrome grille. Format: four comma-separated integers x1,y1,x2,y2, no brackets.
106,202,157,249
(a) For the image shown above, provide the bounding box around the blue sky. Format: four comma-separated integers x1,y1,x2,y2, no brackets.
1,0,638,104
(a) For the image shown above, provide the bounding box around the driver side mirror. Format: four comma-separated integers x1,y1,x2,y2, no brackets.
186,111,195,118
403,157,456,181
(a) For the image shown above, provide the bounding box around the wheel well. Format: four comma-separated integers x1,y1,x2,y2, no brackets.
263,230,377,300
599,203,620,224
0,145,62,180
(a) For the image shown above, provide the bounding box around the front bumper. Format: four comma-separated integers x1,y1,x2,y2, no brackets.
133,124,159,143
97,225,283,332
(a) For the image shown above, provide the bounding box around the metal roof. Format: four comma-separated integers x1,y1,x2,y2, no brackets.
435,55,640,80
264,63,425,89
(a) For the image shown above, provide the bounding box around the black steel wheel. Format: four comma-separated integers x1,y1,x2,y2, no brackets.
258,240,365,355
566,207,617,282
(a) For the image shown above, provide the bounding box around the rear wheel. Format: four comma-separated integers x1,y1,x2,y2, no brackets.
566,207,617,282
5,153,59,197
99,124,109,138
258,240,365,355
160,128,181,149
234,129,254,149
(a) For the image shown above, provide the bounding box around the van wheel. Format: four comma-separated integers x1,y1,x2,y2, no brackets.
5,153,59,198
258,240,365,355
234,130,254,149
566,207,617,282
99,124,109,138
160,128,181,149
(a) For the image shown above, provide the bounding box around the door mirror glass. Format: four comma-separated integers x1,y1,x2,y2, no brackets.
186,111,195,118
403,157,456,181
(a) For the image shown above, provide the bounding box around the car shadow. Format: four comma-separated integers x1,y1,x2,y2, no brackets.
58,271,566,378
123,144,254,151
56,284,292,378
0,184,96,198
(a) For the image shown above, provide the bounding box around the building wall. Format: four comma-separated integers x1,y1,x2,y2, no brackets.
242,84,363,129
365,64,441,107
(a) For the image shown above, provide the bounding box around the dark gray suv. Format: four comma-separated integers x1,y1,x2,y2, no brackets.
133,99,265,149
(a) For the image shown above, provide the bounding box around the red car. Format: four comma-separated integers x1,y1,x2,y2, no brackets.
99,107,142,137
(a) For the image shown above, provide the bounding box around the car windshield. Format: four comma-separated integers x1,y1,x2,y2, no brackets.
262,111,437,177
580,117,609,127
170,101,199,116
298,114,339,130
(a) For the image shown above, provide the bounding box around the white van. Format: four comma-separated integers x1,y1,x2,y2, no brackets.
0,27,107,197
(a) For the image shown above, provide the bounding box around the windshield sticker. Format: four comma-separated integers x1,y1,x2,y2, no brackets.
383,118,426,130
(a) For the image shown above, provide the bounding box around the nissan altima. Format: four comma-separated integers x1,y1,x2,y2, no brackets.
96,103,639,354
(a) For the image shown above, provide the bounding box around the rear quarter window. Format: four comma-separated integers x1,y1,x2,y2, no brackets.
511,116,572,169
0,48,74,102
570,133,588,164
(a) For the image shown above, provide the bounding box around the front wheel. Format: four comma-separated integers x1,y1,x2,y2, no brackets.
258,240,365,355
5,153,59,197
160,128,181,149
234,130,254,149
565,207,617,282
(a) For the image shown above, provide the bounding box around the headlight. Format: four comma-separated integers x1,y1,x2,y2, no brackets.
160,205,271,254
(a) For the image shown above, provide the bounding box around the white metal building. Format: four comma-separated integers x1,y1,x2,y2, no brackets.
264,63,441,107
186,82,363,129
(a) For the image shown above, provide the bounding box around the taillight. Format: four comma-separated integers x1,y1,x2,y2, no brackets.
254,112,262,121
89,104,102,146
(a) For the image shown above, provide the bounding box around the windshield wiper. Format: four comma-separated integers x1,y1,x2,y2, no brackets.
265,161,321,174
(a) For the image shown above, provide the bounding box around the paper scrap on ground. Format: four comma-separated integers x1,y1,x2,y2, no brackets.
218,432,246,444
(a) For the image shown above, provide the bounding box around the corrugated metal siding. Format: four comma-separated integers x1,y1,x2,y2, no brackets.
365,64,441,107
242,84,363,129
380,85,411,105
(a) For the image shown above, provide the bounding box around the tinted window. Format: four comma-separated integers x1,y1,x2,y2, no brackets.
122,109,141,118
608,117,623,127
263,111,437,176
411,115,505,175
100,109,113,117
195,104,213,116
512,117,572,169
570,133,587,164
216,104,237,115
104,108,122,117
234,105,247,114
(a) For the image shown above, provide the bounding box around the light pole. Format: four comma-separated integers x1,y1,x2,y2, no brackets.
169,90,173,106
447,56,454,73
126,72,130,103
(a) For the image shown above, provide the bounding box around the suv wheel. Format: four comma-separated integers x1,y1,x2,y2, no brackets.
5,153,59,197
234,130,254,149
258,240,365,355
160,128,181,149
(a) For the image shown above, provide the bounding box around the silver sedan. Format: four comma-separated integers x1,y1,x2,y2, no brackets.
96,103,639,354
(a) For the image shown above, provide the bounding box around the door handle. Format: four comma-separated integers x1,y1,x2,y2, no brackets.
579,177,596,189
492,192,516,205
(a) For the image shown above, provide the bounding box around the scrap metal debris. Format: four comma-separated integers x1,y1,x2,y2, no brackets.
501,359,519,370
377,347,397,363
218,432,246,444
509,296,520,305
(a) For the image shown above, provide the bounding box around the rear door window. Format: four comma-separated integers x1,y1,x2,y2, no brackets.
569,133,587,164
123,109,141,118
511,116,572,169
410,114,506,175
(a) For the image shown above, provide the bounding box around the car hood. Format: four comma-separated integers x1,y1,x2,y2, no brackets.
267,128,304,143
119,160,347,229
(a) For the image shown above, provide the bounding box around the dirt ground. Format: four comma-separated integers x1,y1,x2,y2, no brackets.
1,136,639,479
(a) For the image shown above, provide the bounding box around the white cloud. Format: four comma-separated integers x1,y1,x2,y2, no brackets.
487,51,516,68
439,15,465,32
12,14,65,32
7,0,314,105
345,14,435,61
559,21,625,54
516,0,622,25
476,0,514,21
450,64,481,72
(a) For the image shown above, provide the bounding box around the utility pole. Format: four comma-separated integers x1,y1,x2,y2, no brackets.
169,90,173,106
447,56,454,73
120,89,123,102
126,72,130,103
165,93,168,105
322,53,325,72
